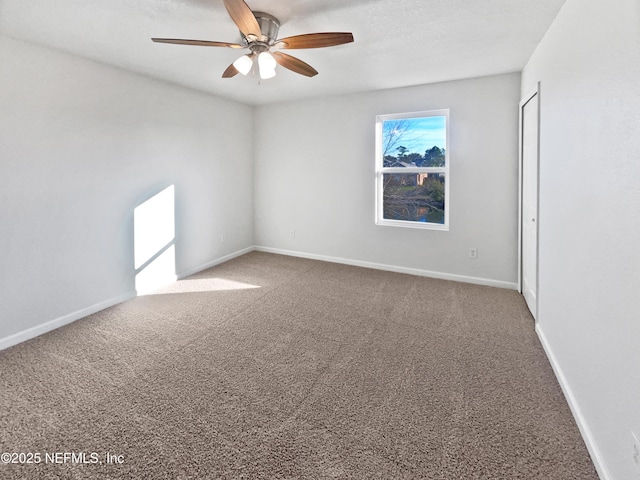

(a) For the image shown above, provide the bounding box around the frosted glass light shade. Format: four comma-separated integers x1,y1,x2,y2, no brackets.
233,55,253,75
259,67,276,79
258,52,277,79
258,52,276,70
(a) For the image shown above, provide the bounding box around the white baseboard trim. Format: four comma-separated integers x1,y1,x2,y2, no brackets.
0,291,136,352
255,246,518,290
0,245,515,351
0,247,255,351
535,324,610,480
177,246,255,280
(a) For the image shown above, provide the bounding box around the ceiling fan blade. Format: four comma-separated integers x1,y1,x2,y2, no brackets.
223,0,261,38
222,63,240,78
272,52,318,77
276,32,354,49
152,38,244,48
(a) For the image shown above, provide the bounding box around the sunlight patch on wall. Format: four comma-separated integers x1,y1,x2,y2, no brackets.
134,185,176,295
146,277,261,295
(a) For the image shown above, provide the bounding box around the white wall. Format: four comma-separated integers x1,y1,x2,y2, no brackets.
0,36,254,345
254,73,521,287
521,1,640,478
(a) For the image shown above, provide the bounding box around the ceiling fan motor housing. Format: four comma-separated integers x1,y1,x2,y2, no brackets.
249,12,280,45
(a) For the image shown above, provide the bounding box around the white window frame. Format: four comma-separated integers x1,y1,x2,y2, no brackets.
375,109,450,231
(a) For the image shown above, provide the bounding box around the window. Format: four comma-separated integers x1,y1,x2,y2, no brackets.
375,110,449,230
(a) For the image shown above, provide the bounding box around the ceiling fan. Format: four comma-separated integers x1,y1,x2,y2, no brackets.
152,0,354,80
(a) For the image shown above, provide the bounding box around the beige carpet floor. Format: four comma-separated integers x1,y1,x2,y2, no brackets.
0,252,598,479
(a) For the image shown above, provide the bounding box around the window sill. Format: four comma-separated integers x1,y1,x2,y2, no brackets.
375,218,449,231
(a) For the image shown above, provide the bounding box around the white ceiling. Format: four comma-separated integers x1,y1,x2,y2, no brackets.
0,0,566,105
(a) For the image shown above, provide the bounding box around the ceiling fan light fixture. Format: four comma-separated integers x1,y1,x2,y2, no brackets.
258,51,277,79
233,54,253,75
259,67,276,80
258,51,276,70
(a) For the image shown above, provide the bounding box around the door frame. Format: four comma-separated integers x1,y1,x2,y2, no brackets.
518,82,541,320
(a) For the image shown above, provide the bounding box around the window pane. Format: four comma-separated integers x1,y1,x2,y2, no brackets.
382,116,446,167
382,173,445,224
376,109,449,230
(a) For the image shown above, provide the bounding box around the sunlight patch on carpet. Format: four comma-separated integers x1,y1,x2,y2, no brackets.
145,277,261,295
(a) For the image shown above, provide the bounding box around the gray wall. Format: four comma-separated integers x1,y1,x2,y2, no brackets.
0,36,254,344
254,73,521,287
522,0,640,478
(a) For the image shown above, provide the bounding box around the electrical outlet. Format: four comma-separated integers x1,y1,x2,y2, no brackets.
632,430,640,477
290,229,296,238
469,248,478,259
220,233,225,243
